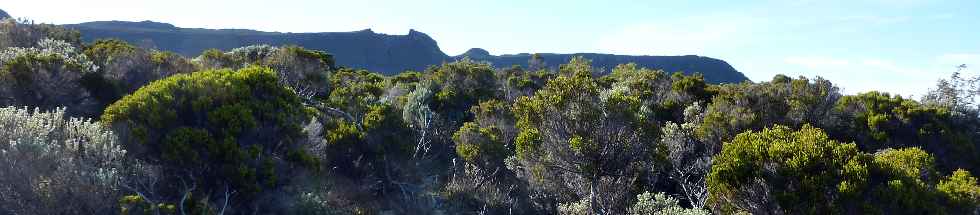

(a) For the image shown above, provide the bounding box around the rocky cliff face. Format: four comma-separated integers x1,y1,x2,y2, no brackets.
64,20,749,83
0,9,11,19
65,21,448,74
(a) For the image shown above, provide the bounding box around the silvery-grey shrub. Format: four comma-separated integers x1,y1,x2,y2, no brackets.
0,38,99,116
0,106,124,214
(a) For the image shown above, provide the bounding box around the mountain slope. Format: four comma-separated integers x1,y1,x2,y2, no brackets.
456,48,746,83
64,20,749,83
65,21,447,73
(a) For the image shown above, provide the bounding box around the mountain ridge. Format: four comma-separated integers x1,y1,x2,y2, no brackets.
0,9,10,19
63,20,748,83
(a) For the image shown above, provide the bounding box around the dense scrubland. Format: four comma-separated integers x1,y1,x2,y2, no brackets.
0,17,978,215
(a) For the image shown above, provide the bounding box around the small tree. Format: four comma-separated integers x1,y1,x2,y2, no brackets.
101,66,318,212
661,103,712,209
511,57,655,214
707,125,871,214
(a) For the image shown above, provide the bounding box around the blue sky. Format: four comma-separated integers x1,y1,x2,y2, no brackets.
5,0,979,97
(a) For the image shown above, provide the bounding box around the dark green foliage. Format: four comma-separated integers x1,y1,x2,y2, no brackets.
698,75,843,150
391,71,424,85
511,57,656,213
452,99,515,168
867,148,944,214
837,91,980,173
80,39,195,110
282,45,335,69
709,125,979,214
3,26,979,214
195,48,237,69
1,19,82,49
671,72,714,102
429,58,499,123
938,169,980,212
454,122,502,164
264,45,334,99
0,39,100,117
327,68,387,118
101,66,315,209
84,39,138,64
708,125,870,214
500,65,554,101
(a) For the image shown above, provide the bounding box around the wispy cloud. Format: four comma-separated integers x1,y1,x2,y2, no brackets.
860,59,926,76
784,57,850,69
780,56,949,97
937,53,980,64
593,16,753,56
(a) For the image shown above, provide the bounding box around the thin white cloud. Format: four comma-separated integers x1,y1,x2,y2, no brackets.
780,56,951,97
935,53,980,77
784,57,850,69
834,15,911,25
937,53,980,65
593,16,749,56
860,59,927,76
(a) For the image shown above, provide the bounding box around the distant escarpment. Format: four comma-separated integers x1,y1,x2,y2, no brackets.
65,20,748,83
0,9,10,19
456,48,747,83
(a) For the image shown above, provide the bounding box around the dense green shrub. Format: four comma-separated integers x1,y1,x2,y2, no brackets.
429,58,499,123
195,45,334,100
452,99,515,168
264,45,334,100
707,124,869,214
709,125,979,214
837,91,979,172
193,48,237,69
938,169,980,211
698,75,842,146
81,39,194,108
327,68,387,118
511,57,655,214
101,66,316,211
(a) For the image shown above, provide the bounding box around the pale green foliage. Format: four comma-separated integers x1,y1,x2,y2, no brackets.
661,104,712,209
0,19,81,50
512,57,654,213
938,169,980,209
707,125,869,214
0,38,97,72
227,44,280,64
0,106,125,214
202,45,334,100
403,82,435,157
557,198,592,215
0,38,99,116
403,83,434,128
922,65,979,112
443,163,513,212
263,46,333,99
628,192,710,215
